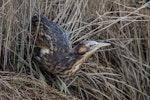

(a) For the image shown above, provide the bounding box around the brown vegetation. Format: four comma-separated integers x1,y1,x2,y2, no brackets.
0,0,150,100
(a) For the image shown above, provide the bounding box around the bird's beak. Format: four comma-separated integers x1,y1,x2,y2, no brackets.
95,42,111,48
92,42,110,53
85,41,110,50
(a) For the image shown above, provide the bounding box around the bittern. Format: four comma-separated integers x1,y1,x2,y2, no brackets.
29,14,110,78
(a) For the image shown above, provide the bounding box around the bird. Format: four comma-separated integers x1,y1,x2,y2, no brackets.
29,14,110,78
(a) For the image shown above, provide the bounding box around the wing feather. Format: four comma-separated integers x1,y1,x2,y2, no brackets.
31,15,71,55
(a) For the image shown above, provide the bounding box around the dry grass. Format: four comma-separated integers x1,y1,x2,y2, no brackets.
0,71,76,100
0,0,150,100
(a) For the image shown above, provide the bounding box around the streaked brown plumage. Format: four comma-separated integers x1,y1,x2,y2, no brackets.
29,14,110,77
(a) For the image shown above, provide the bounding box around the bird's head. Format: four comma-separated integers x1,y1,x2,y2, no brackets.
75,41,110,55
63,41,110,77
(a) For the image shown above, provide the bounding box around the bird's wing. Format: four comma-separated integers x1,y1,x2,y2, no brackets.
44,20,71,54
30,15,72,68
32,15,72,55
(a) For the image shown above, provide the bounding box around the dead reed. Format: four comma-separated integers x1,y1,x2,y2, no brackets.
0,0,149,100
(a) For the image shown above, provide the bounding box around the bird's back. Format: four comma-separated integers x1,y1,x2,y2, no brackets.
30,15,72,67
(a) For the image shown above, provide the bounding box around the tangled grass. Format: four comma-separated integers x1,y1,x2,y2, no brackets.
0,71,76,100
0,0,150,100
